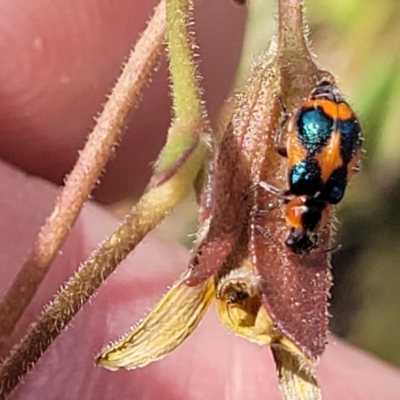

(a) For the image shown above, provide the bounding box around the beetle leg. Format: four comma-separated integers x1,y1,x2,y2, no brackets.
254,224,274,241
258,181,292,198
273,93,290,157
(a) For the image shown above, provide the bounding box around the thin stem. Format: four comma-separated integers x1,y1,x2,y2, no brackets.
0,145,204,398
155,0,208,173
167,0,203,123
277,0,309,52
0,0,209,396
275,0,319,104
0,1,166,349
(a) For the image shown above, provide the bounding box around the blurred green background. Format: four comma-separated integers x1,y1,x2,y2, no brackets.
112,0,400,368
242,0,400,368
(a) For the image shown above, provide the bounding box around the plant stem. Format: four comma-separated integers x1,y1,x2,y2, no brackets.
0,0,166,350
275,0,320,106
0,0,210,396
0,144,203,398
277,0,309,52
155,0,208,174
167,0,203,123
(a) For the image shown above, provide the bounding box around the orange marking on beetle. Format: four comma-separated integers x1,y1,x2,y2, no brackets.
285,197,330,232
337,103,354,120
314,131,343,183
302,99,337,119
303,99,354,121
286,130,308,170
285,197,308,229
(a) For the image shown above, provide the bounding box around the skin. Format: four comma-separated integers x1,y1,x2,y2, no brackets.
0,1,399,399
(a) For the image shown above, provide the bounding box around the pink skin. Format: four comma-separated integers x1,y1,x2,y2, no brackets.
0,1,399,399
0,0,244,203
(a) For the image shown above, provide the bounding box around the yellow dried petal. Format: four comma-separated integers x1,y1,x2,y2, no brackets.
216,296,275,345
272,346,321,400
214,265,316,375
96,275,214,370
215,267,276,345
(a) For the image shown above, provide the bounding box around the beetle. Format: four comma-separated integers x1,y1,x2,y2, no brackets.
259,80,362,253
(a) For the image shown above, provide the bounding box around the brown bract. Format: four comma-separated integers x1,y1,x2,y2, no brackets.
185,47,334,360
247,61,332,360
185,122,250,286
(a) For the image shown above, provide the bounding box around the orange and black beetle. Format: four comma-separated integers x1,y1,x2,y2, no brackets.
283,80,362,204
260,80,363,254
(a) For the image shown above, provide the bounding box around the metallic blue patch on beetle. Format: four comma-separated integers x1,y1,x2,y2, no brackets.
296,108,334,154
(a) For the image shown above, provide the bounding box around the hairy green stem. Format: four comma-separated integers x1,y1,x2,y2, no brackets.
0,143,204,398
0,0,166,351
156,0,208,173
0,0,210,397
